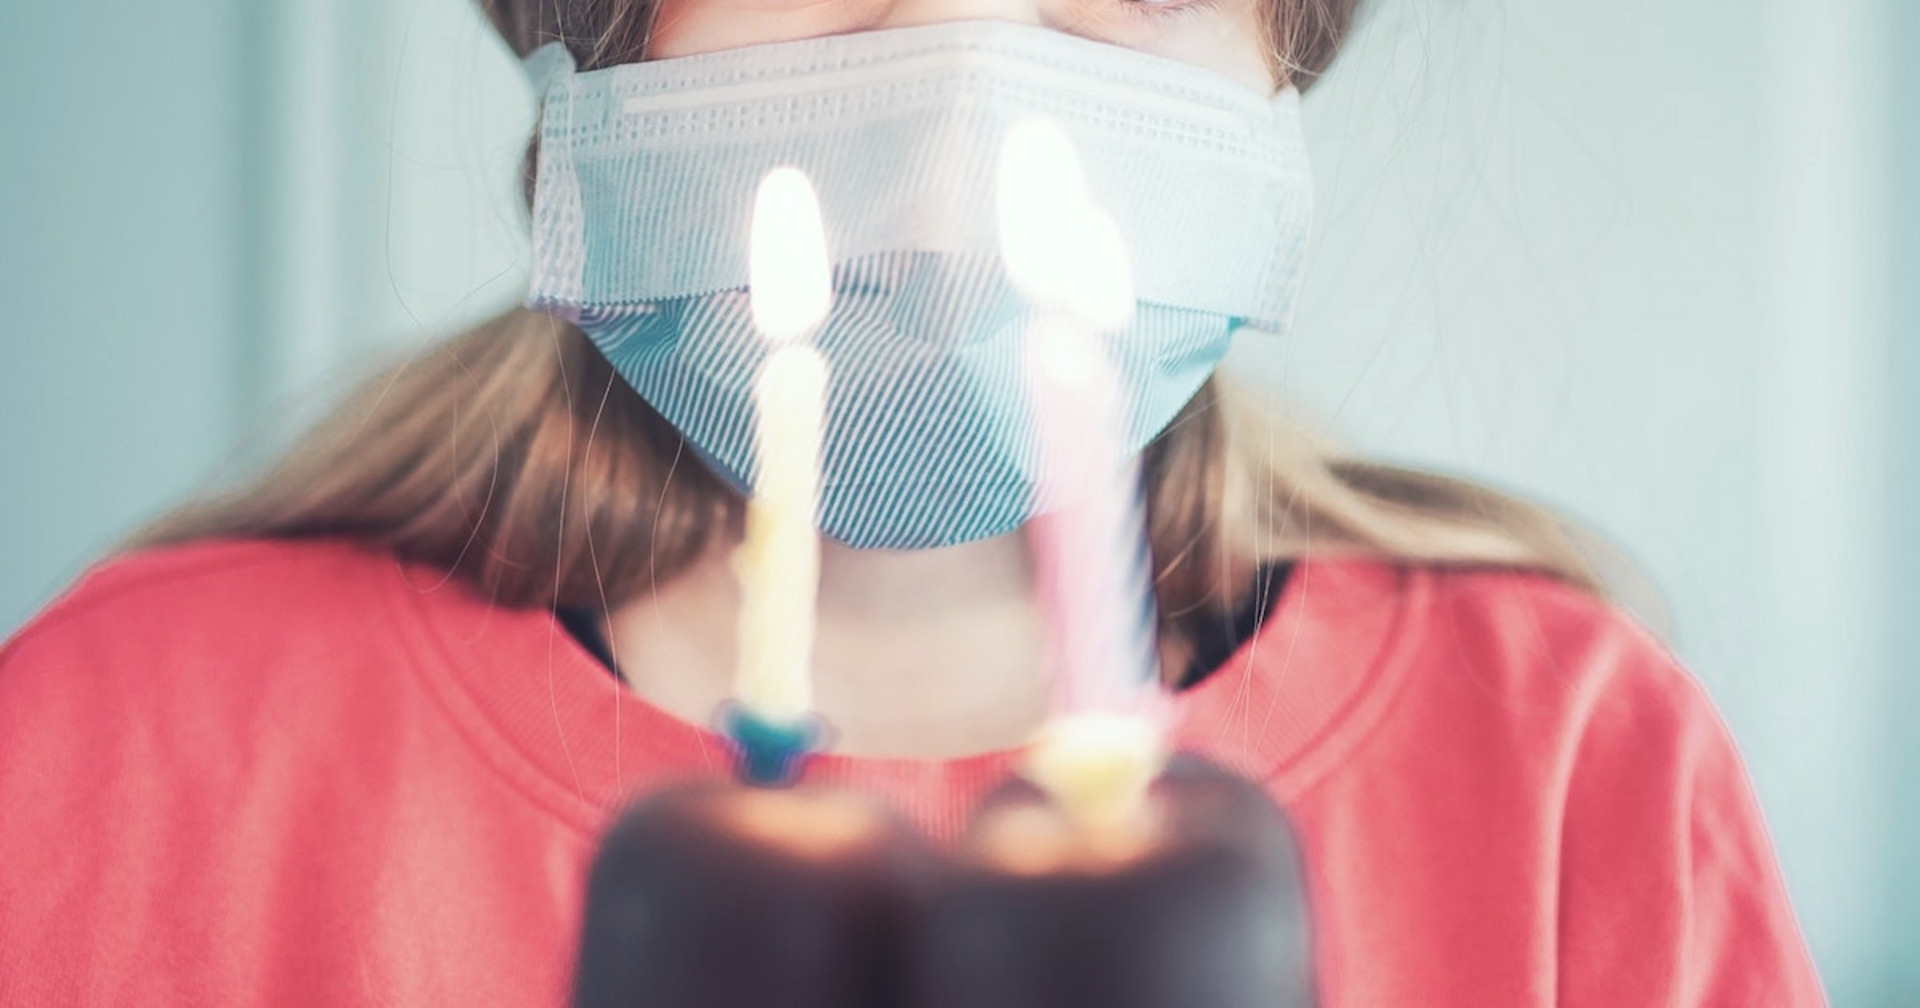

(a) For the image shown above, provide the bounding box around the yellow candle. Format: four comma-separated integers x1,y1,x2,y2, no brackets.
734,167,833,725
734,345,828,722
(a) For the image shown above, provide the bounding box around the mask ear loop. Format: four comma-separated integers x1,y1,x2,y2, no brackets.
522,41,578,101
523,41,591,316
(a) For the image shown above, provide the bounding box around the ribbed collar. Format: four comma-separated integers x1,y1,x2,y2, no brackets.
384,552,1422,844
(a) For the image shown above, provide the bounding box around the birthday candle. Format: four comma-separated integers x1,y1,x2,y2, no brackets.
734,167,832,727
1023,315,1159,715
998,118,1170,828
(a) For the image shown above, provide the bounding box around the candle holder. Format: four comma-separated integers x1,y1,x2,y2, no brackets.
573,782,934,1008
907,755,1316,1008
717,701,829,788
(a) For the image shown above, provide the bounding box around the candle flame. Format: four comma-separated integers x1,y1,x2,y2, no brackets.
1032,318,1103,393
1066,207,1135,332
996,117,1136,331
749,167,833,343
998,117,1088,304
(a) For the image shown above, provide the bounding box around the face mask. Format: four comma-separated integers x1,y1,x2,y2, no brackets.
523,20,1314,550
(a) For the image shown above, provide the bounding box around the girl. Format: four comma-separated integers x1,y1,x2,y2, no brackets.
0,0,1824,1003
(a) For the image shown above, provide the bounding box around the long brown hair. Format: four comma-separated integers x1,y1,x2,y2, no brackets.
126,0,1664,671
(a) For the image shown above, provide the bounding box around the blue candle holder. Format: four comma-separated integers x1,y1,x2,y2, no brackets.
717,701,829,787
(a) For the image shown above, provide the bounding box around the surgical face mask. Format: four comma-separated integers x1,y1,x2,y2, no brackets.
523,20,1314,550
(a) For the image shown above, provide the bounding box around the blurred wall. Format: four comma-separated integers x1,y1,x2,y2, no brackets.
1231,0,1898,1000
1885,0,1918,1000
0,0,1908,1000
0,0,248,625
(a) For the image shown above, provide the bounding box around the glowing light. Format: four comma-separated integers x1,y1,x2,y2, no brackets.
996,116,1136,331
749,166,833,343
1065,207,1135,332
998,116,1089,306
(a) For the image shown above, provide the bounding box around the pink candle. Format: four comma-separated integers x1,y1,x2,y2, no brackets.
999,117,1166,725
1024,321,1165,721
1000,117,1171,829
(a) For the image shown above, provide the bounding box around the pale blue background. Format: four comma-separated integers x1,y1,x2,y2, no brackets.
0,0,1910,1000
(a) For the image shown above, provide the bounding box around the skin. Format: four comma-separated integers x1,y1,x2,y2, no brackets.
605,0,1279,759
644,0,1277,91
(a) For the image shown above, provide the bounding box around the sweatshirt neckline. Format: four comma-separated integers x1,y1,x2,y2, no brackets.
384,550,1421,840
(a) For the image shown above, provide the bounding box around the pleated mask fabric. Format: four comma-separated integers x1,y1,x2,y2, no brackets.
523,20,1315,550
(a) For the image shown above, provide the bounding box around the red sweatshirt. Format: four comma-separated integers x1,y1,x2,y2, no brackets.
0,537,1823,1005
